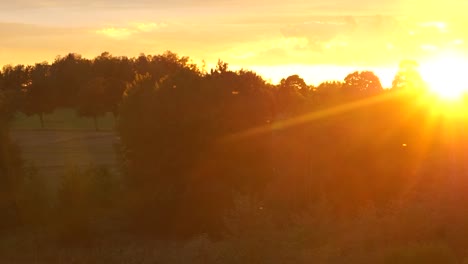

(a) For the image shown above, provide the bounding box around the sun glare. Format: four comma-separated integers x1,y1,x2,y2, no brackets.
420,54,468,100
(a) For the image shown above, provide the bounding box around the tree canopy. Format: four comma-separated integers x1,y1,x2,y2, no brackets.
344,70,383,96
392,60,427,91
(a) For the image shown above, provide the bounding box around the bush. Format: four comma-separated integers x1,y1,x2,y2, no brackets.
16,165,51,231
55,165,119,244
0,133,24,232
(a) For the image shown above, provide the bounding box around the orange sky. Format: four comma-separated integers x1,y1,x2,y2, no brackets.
1,0,468,87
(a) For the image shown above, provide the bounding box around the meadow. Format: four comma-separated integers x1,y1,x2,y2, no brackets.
11,109,118,176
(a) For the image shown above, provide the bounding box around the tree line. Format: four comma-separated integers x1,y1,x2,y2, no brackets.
3,51,468,262
0,52,426,130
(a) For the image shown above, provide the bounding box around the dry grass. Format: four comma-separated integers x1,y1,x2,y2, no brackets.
10,129,119,191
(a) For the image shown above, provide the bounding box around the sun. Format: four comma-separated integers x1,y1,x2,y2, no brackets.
419,54,468,100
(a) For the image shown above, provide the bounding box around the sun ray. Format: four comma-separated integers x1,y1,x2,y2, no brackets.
397,99,442,199
221,90,408,143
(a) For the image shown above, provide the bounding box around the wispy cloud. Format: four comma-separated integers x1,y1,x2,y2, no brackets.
134,22,168,32
95,22,168,39
95,27,136,39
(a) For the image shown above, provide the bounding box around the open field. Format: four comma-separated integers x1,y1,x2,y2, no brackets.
10,108,119,178
11,129,120,178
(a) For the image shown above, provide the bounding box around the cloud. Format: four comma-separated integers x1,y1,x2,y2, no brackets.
134,22,168,32
95,27,136,39
198,14,468,69
0,0,234,10
95,22,168,39
0,22,74,38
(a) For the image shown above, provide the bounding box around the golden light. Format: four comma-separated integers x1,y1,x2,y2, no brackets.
420,53,468,100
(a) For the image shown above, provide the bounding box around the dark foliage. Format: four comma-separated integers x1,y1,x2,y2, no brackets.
2,52,468,262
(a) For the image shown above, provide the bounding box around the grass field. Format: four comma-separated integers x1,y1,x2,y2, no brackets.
10,109,120,183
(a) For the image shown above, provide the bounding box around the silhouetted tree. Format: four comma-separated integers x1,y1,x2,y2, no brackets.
50,53,92,108
277,75,308,114
343,71,383,96
314,81,343,103
280,74,308,93
392,60,426,91
1,65,29,112
22,63,55,128
212,59,229,74
1,65,29,91
91,52,133,116
76,78,110,131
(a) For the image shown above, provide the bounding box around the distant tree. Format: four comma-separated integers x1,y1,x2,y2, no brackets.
392,60,426,91
212,59,229,74
277,75,308,114
50,53,92,108
82,59,134,129
76,77,112,131
133,53,151,75
147,51,200,85
91,52,133,116
204,67,275,134
1,65,29,91
280,75,308,93
314,81,343,102
316,80,343,91
22,63,55,128
343,71,383,96
1,65,29,112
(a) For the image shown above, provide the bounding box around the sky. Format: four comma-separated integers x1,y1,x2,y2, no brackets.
1,0,468,87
